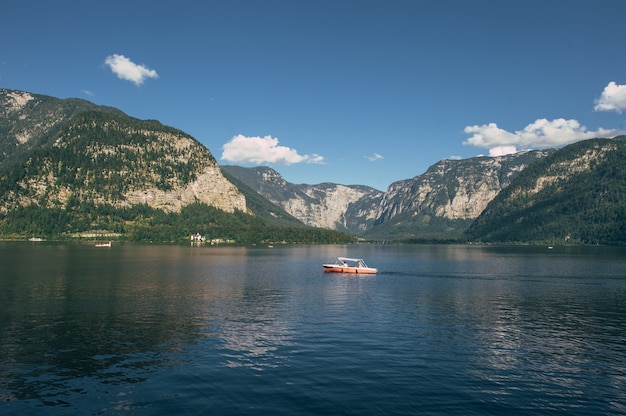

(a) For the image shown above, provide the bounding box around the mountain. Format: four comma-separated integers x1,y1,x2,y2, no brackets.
0,89,356,244
365,150,553,240
220,167,307,228
0,90,246,215
464,136,626,245
3,89,624,245
222,165,384,235
222,151,556,241
0,89,125,174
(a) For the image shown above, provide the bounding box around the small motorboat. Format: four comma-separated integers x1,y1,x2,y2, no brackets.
323,257,377,274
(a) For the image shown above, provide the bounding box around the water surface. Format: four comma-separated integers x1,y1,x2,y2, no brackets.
1,243,625,415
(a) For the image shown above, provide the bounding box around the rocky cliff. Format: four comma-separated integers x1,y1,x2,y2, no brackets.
0,89,247,215
365,151,553,239
7,88,619,244
376,151,552,222
222,166,384,235
224,151,553,240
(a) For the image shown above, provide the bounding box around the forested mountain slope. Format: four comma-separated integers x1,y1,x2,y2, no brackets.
364,150,552,240
4,89,624,245
1,89,124,173
465,136,626,245
0,89,352,243
0,110,246,214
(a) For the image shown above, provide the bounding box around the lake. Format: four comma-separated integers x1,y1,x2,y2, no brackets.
1,242,625,415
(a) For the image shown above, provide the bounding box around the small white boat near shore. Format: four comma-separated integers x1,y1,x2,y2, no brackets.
95,242,112,247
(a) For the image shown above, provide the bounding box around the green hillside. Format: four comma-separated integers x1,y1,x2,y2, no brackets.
0,89,125,173
464,137,626,245
0,93,354,244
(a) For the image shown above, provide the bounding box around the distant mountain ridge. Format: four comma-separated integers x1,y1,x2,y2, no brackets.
223,150,553,240
365,150,553,239
222,141,625,244
2,88,625,244
222,165,384,235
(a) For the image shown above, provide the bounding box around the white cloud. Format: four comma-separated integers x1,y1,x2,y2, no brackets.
366,153,384,162
104,54,158,86
463,118,622,153
221,135,325,165
489,146,518,156
594,81,626,113
306,154,325,164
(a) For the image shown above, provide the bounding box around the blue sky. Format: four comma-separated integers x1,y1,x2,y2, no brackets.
2,0,626,191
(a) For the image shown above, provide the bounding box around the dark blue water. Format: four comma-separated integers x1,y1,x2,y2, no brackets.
1,243,625,415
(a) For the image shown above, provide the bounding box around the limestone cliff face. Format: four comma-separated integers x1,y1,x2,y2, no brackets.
82,126,248,214
282,183,383,233
2,89,567,240
375,151,552,226
121,167,247,213
223,152,553,239
0,90,247,214
222,166,383,234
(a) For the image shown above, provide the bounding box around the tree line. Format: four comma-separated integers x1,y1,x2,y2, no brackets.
0,202,355,245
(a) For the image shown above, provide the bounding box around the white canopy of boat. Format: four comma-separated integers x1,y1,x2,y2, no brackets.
337,257,364,262
337,257,370,266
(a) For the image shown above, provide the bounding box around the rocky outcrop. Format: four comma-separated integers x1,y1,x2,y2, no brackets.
364,151,553,238
375,151,551,223
223,151,553,239
122,162,248,214
222,166,383,234
0,90,247,215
